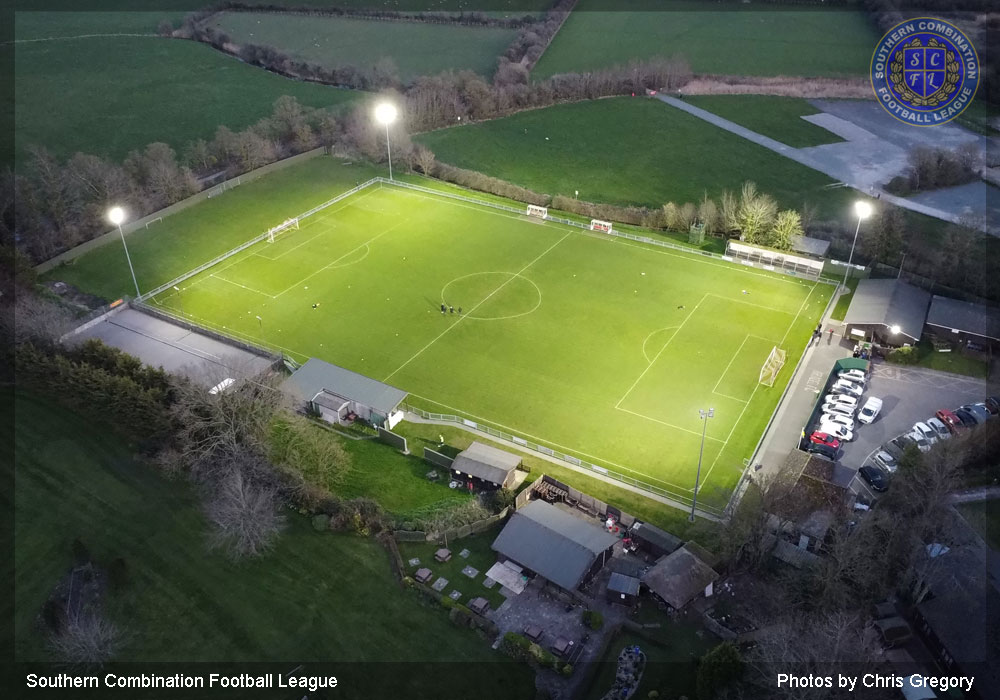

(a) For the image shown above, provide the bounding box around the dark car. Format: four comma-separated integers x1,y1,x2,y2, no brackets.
962,403,992,423
806,442,838,461
954,408,979,428
891,434,918,455
935,409,967,434
985,397,1000,415
859,465,889,492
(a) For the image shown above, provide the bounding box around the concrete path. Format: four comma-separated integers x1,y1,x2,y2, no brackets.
951,486,1000,504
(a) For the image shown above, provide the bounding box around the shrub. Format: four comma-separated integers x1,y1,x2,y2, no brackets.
583,609,604,630
696,642,743,700
884,175,912,196
887,346,920,365
311,514,330,531
560,663,573,676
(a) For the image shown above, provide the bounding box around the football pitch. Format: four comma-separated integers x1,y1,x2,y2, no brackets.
149,183,833,509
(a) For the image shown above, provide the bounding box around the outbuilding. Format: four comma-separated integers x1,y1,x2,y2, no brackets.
841,278,931,346
924,295,1000,352
641,544,719,610
451,441,521,491
283,358,407,429
606,572,640,606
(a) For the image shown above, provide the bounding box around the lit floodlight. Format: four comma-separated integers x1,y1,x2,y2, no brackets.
855,201,873,220
890,324,901,334
108,206,126,225
374,103,397,125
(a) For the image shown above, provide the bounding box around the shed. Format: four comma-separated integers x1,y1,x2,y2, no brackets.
468,597,490,616
641,544,719,609
491,500,617,592
451,441,521,490
925,295,1000,351
629,521,682,558
283,358,407,428
606,572,640,606
842,279,931,346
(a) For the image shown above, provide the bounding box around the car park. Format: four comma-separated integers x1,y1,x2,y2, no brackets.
857,397,883,425
954,408,979,428
822,413,855,431
925,417,951,441
962,403,992,423
859,465,889,492
819,422,854,442
824,394,859,409
807,442,838,460
810,432,842,450
872,450,898,473
906,430,931,453
822,402,856,418
838,369,867,384
935,409,967,434
831,379,864,398
912,421,937,445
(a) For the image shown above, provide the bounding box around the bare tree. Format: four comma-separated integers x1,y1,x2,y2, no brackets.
205,466,285,560
5,292,78,347
48,610,121,665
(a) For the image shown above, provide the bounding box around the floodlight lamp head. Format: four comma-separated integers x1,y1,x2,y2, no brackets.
374,103,397,125
890,324,901,334
108,206,126,225
855,201,873,220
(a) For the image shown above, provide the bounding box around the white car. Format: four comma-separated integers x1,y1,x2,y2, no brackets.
857,396,883,425
912,421,938,446
838,369,867,384
831,379,864,398
822,402,855,418
872,450,898,473
822,413,855,431
907,430,932,453
926,417,951,441
820,422,854,442
824,393,859,409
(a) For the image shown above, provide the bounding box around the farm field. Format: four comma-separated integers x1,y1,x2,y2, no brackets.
13,391,534,697
532,0,880,80
682,96,845,148
13,13,359,163
145,182,832,509
210,11,519,81
416,97,856,217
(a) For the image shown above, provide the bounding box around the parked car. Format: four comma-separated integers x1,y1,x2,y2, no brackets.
831,379,864,398
810,432,842,450
985,396,1000,415
822,412,855,429
822,402,856,418
859,465,889,492
824,393,859,409
962,403,992,423
906,430,932,453
807,442,838,460
883,440,904,460
858,397,883,425
954,408,979,428
925,417,951,441
935,409,967,434
912,421,938,446
819,422,854,442
891,434,918,455
838,369,867,384
872,450,898,473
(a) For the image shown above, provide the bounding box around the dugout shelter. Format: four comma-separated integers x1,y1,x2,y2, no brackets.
284,358,407,429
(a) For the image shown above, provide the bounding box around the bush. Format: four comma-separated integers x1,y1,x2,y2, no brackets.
560,663,573,676
884,175,912,196
696,642,744,700
311,514,330,531
583,609,604,630
887,345,920,366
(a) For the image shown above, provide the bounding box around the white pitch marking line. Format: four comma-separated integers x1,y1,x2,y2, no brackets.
641,326,680,365
209,273,272,297
712,333,752,396
384,230,574,383
707,292,798,316
615,407,726,443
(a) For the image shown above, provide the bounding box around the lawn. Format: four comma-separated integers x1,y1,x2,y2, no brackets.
41,156,381,302
13,392,535,696
416,97,856,218
210,11,519,82
682,95,845,148
829,276,858,322
532,0,880,80
889,341,991,379
143,180,832,510
13,13,360,164
957,501,1000,550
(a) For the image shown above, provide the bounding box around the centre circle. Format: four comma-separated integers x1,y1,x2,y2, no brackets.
441,272,542,321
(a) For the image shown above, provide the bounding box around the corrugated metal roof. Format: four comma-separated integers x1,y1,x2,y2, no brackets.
842,279,931,341
452,441,520,485
283,358,407,414
790,235,831,258
926,295,1000,341
491,500,617,591
608,572,640,596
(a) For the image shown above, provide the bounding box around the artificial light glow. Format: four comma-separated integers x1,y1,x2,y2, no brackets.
855,201,873,220
890,325,901,334
108,206,126,225
374,103,397,125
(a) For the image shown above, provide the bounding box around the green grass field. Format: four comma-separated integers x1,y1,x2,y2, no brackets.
682,95,845,148
417,97,855,217
211,11,518,82
13,12,360,164
13,391,535,695
146,181,832,509
532,0,880,80
957,500,1000,550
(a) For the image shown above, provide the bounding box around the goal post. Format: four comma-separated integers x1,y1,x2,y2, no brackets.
590,219,613,233
267,217,299,243
759,346,787,387
526,204,548,219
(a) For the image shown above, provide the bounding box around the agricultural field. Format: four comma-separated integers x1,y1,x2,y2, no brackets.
13,12,359,164
140,181,832,510
209,11,518,82
13,391,535,697
417,97,856,217
682,95,845,149
532,0,880,80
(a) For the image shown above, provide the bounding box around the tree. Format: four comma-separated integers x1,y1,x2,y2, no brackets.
48,610,121,664
412,144,436,176
699,196,720,235
737,182,777,244
863,205,905,264
696,642,743,700
235,130,277,171
679,202,698,231
768,209,802,251
719,189,739,234
205,467,285,560
184,139,215,172
662,202,681,231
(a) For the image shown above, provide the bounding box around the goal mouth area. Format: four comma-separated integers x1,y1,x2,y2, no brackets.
267,217,299,243
759,346,787,387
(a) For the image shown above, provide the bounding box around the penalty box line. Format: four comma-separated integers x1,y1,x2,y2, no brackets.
711,333,783,403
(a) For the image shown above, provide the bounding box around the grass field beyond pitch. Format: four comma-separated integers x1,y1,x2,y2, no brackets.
150,182,832,508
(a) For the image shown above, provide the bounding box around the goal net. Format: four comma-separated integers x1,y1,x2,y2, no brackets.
759,346,787,387
591,219,613,233
527,204,548,219
267,217,299,243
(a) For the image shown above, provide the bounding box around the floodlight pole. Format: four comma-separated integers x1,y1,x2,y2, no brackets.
117,222,140,299
384,122,393,181
841,213,864,294
689,408,714,522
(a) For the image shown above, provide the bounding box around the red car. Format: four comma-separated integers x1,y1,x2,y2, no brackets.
935,409,967,434
810,432,842,450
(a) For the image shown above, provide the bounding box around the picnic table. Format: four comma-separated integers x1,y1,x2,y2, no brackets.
524,625,543,642
435,548,452,562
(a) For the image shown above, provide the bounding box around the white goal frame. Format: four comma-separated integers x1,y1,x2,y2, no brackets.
527,204,548,219
759,346,787,387
267,217,299,243
591,219,613,233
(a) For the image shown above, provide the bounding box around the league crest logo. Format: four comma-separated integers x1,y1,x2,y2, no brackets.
871,18,979,126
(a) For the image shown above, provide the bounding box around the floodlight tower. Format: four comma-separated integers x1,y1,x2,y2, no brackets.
374,103,398,181
108,206,140,298
689,407,715,522
842,201,873,293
